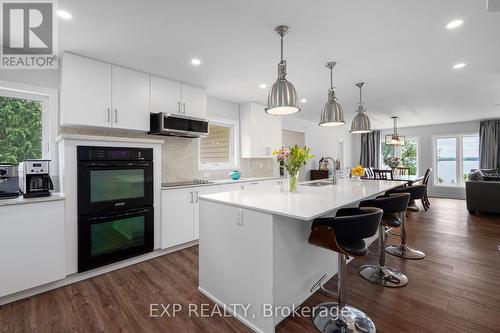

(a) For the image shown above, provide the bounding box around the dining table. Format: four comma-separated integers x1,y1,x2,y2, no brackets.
362,174,424,186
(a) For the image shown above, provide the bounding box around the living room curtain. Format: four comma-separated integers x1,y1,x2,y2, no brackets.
479,119,500,169
360,130,380,168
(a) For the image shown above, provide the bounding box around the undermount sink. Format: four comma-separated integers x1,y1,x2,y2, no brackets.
301,181,332,187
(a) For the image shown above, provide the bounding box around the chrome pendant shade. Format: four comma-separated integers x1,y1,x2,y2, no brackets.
319,62,344,127
350,82,372,134
385,116,405,145
265,25,300,115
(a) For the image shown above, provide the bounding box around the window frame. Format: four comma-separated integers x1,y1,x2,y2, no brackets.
432,132,479,187
198,117,239,170
0,80,58,175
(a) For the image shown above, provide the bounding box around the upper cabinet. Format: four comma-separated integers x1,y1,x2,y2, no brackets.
61,52,207,131
151,75,207,118
60,53,112,128
111,66,150,131
61,53,150,131
240,102,282,158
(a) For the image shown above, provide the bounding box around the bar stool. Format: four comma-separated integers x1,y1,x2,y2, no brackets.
385,185,427,259
358,193,410,287
308,207,383,333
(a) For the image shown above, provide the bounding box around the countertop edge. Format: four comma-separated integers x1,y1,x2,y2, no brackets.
0,193,65,207
161,177,284,190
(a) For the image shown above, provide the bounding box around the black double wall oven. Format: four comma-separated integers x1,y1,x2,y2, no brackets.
77,146,154,272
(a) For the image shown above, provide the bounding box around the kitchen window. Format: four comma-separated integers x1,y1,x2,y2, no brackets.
433,133,479,187
199,118,238,170
0,88,49,164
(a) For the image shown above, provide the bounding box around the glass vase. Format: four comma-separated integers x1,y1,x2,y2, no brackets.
288,171,299,193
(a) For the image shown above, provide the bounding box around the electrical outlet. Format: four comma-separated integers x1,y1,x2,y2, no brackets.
236,208,243,225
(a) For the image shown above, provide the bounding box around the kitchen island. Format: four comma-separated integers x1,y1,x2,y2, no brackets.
198,178,406,333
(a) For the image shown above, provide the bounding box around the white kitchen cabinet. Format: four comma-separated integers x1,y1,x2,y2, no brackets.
220,182,246,192
181,84,207,118
0,200,66,298
111,66,150,131
240,102,282,158
161,184,220,249
61,53,149,131
150,75,182,114
193,185,221,239
60,52,112,128
150,76,207,118
161,187,194,249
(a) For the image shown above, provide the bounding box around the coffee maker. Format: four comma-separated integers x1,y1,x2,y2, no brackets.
0,164,20,199
21,160,54,198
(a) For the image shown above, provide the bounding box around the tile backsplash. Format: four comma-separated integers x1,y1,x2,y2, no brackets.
60,127,279,182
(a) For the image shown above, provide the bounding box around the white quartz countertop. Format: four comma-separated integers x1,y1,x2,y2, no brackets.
199,179,406,220
0,193,65,207
161,176,283,189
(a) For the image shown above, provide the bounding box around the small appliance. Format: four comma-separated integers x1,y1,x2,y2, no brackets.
149,113,209,138
21,160,54,198
0,164,20,199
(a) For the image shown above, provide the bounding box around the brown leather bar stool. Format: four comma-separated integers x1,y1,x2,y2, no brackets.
384,185,427,259
358,193,410,287
308,207,383,333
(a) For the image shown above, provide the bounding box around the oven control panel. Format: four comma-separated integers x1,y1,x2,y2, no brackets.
77,146,153,161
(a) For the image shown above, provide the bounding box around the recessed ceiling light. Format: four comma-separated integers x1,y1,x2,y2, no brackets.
57,9,72,20
259,83,267,89
300,98,307,103
191,58,201,66
453,63,466,69
446,19,464,29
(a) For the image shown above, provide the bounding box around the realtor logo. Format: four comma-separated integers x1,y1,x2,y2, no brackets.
1,0,58,69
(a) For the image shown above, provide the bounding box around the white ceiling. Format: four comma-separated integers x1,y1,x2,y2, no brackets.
60,0,500,129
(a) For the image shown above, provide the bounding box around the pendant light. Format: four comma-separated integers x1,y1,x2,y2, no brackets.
319,62,344,127
350,82,372,134
265,25,300,115
385,116,406,145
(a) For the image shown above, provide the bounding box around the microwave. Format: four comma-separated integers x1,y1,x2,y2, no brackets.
149,113,209,138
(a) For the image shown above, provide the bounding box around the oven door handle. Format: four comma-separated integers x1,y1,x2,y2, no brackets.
83,162,150,167
85,208,151,221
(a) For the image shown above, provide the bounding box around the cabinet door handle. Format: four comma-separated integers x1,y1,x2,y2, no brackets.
183,103,186,114
114,109,118,123
190,191,194,203
195,191,199,202
107,108,110,123
178,102,181,113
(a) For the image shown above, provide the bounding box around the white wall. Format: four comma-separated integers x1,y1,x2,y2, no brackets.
0,69,60,89
353,120,481,198
283,117,354,180
207,96,239,121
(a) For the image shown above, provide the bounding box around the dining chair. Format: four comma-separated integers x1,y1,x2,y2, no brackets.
365,167,374,178
396,166,410,176
422,168,432,210
373,169,394,180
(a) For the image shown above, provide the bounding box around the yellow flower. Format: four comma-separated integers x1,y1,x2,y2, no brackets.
351,165,365,177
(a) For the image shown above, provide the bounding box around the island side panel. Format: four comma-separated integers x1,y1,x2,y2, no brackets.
198,199,275,333
272,214,338,325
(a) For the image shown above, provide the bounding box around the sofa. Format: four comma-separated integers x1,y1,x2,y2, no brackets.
465,169,500,215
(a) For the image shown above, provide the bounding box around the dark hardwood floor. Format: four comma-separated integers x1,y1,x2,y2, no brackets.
1,198,500,333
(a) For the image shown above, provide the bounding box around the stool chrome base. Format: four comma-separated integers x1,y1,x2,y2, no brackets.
359,265,408,288
385,244,425,260
312,302,376,333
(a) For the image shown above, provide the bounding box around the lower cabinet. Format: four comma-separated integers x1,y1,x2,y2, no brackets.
0,200,66,298
161,185,220,249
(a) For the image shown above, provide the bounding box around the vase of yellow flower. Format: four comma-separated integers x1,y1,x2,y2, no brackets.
351,165,365,180
273,145,314,193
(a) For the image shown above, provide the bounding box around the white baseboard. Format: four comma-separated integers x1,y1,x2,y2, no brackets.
0,240,198,306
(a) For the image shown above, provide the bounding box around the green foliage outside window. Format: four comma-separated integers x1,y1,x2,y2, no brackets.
0,96,42,164
381,140,417,175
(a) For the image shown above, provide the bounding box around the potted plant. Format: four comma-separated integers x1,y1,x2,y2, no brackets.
273,145,313,192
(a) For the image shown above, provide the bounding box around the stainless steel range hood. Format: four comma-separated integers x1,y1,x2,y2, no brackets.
149,113,209,138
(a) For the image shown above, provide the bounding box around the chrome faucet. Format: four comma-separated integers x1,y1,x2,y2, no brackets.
325,156,337,185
